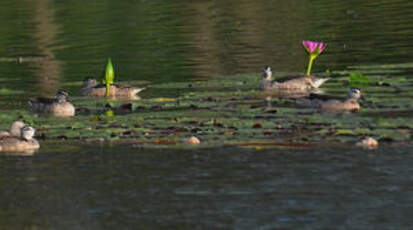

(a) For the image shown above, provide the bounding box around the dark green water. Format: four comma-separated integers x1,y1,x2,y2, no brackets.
1,144,413,229
1,0,413,94
1,0,413,229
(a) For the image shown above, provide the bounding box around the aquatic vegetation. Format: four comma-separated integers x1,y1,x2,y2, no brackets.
349,72,371,88
0,88,24,95
302,40,326,76
102,58,115,97
0,69,411,150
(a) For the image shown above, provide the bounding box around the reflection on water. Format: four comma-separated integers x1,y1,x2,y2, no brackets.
31,0,62,95
0,0,413,95
0,144,412,229
0,1,413,228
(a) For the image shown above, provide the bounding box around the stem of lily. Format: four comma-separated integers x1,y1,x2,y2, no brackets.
306,54,317,76
105,83,110,97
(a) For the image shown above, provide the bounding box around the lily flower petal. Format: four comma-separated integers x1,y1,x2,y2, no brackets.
302,40,317,53
302,40,327,76
302,40,326,54
317,42,326,54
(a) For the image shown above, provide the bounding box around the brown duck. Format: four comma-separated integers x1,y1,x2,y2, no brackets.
296,88,362,112
0,126,40,152
259,66,330,91
28,90,75,117
81,78,145,99
0,120,25,138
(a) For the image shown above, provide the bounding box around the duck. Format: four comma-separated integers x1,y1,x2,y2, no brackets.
28,90,75,117
0,126,40,152
0,120,25,138
81,78,145,99
296,88,362,112
259,66,330,91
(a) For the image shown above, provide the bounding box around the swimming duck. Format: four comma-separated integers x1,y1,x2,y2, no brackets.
296,88,362,112
259,66,330,91
0,126,39,152
81,78,145,99
28,90,75,117
0,120,25,138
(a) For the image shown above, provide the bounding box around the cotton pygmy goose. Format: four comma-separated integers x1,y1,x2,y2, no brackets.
259,66,330,91
28,90,75,117
296,88,362,112
0,125,40,152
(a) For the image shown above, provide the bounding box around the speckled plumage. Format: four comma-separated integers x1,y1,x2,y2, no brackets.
259,66,329,91
296,88,362,112
81,78,145,99
0,126,39,152
28,91,75,117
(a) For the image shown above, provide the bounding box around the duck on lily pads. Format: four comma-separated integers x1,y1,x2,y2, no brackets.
81,59,145,99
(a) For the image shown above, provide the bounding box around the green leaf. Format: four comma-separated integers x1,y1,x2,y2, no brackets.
102,58,115,96
349,72,371,88
105,110,115,117
335,129,354,135
103,58,115,84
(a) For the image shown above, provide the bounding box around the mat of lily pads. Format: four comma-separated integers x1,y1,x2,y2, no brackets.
0,67,412,149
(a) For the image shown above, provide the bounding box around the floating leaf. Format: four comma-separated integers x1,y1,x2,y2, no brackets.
150,97,177,102
335,129,354,135
349,72,371,88
89,115,100,121
0,88,24,95
105,110,115,117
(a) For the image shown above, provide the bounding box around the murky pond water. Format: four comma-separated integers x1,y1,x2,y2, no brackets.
0,0,413,229
1,144,412,229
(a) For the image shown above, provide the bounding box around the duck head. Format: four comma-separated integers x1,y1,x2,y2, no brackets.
21,126,35,141
83,78,98,89
347,88,362,100
56,90,69,103
262,66,272,80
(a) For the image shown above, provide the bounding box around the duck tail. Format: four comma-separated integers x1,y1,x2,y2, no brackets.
132,87,145,95
312,78,330,88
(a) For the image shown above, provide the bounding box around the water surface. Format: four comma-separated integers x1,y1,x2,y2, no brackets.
0,0,413,229
1,144,412,229
1,0,413,95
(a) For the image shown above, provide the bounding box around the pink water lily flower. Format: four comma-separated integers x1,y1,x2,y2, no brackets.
302,40,326,54
302,40,326,76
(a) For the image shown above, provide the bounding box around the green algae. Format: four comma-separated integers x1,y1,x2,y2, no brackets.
0,70,412,149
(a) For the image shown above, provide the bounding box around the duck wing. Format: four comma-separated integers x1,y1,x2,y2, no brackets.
114,84,133,89
93,83,106,88
274,75,304,83
308,93,344,102
93,83,132,89
31,97,57,104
